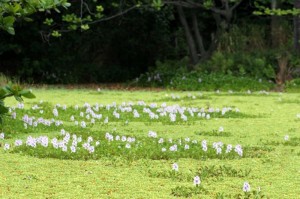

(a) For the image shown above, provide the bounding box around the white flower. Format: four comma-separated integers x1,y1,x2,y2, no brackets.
125,143,131,149
243,182,251,192
218,126,224,132
181,114,187,121
62,145,68,152
104,117,108,124
216,147,222,154
184,144,190,150
11,112,16,119
0,132,4,139
14,140,23,146
206,114,210,120
80,112,84,117
169,144,177,152
26,136,37,148
60,129,66,135
70,146,76,153
193,176,201,186
87,136,93,143
88,146,95,153
81,121,86,128
158,138,164,144
169,113,176,122
161,147,166,152
235,144,243,156
202,140,207,152
52,108,58,117
172,163,179,171
4,143,10,150
284,135,289,141
226,144,232,153
121,136,127,142
148,131,157,138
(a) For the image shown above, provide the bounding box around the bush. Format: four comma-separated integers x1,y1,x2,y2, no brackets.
133,68,274,91
285,78,300,92
0,84,35,124
199,52,276,80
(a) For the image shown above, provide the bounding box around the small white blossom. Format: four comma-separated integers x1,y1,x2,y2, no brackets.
158,138,164,144
219,126,224,132
243,182,251,192
172,163,179,171
184,144,190,150
0,132,4,139
14,140,23,146
193,176,201,186
284,135,289,141
70,145,76,153
81,121,86,128
4,143,10,150
53,108,58,117
148,131,157,138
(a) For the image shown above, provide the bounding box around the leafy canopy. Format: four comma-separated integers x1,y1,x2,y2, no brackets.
0,0,70,34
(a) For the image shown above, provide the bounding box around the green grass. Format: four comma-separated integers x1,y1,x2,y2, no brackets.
1,88,300,198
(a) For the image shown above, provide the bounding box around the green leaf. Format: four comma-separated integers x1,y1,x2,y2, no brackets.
6,27,15,35
23,17,33,22
43,18,54,26
0,104,9,114
51,30,62,37
19,90,36,99
81,24,89,30
3,16,15,25
0,88,7,98
14,95,23,102
54,8,61,13
63,2,71,7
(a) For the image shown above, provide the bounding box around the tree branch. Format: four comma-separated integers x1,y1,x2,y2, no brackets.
88,5,139,25
230,0,243,12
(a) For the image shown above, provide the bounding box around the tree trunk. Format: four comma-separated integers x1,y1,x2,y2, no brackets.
192,11,206,58
177,6,198,68
271,0,281,48
294,0,300,53
275,55,288,91
271,0,289,90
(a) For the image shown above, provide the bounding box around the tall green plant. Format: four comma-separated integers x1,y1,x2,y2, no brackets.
0,84,35,124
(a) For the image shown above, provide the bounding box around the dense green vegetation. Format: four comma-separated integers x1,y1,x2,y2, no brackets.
1,0,300,90
1,88,300,198
1,1,300,198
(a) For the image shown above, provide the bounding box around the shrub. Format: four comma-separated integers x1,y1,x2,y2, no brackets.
0,84,35,124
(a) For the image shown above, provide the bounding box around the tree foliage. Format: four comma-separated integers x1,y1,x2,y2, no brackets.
0,83,35,124
0,0,71,35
